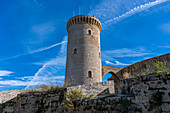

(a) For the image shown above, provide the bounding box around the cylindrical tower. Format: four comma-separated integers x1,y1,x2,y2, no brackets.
65,15,102,86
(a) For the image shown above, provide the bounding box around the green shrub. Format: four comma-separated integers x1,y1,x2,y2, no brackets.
155,61,167,72
65,89,83,101
64,89,94,111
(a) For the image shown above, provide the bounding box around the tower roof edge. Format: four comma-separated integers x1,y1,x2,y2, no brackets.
66,15,102,32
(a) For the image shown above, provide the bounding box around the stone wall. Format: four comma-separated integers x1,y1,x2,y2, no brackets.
120,73,170,112
102,65,122,78
0,89,66,113
116,53,170,78
67,80,115,97
0,74,169,113
0,90,25,103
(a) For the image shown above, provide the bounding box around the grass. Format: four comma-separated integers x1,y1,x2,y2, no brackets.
26,82,66,93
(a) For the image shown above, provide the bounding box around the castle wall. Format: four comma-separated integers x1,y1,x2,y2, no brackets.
116,53,170,78
67,80,115,97
120,73,170,112
1,74,169,113
0,90,25,103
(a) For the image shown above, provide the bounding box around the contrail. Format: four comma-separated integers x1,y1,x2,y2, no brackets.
25,63,47,89
0,41,67,61
29,41,67,54
25,36,67,89
104,0,168,24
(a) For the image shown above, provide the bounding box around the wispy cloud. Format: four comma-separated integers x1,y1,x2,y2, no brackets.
29,40,67,54
0,40,67,61
105,60,130,66
104,0,168,24
102,47,152,61
0,70,13,76
31,22,56,36
160,22,170,34
0,80,29,86
25,36,67,89
0,75,64,87
15,76,34,81
158,46,170,48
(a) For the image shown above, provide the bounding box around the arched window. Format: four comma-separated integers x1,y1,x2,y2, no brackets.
80,17,82,22
99,52,101,58
73,48,77,54
88,71,92,78
88,30,91,35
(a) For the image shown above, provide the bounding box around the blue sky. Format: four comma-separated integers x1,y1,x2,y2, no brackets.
0,0,169,91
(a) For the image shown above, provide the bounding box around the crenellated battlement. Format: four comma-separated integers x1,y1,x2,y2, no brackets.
67,15,102,32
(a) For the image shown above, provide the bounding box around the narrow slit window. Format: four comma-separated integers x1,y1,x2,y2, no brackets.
99,52,101,58
88,71,92,78
73,48,77,54
88,30,91,35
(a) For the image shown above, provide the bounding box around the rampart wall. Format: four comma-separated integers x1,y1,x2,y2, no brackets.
116,53,170,78
0,74,169,113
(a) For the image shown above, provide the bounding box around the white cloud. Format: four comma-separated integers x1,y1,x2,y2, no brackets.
31,22,56,36
0,80,29,86
15,76,34,81
102,48,152,61
160,22,170,34
105,60,130,66
15,75,64,81
0,75,64,87
0,70,13,76
0,78,2,80
158,46,170,48
104,0,168,25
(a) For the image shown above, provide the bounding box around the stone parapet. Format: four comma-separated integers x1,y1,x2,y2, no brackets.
67,15,102,32
67,80,115,97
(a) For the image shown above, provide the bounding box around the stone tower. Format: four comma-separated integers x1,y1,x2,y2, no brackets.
65,15,102,86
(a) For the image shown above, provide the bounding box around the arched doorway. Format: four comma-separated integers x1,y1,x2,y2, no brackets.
102,71,120,86
102,71,121,94
102,73,112,82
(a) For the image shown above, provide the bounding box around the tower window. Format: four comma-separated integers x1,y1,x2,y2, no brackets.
99,52,101,58
88,71,92,78
88,30,92,35
73,48,77,54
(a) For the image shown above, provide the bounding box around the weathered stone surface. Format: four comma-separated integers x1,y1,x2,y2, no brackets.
0,74,169,113
67,80,115,97
0,90,25,103
65,15,102,86
116,53,170,78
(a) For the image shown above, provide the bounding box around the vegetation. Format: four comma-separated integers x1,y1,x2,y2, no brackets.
26,81,68,93
64,88,94,111
17,95,22,101
132,61,169,77
155,61,167,72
